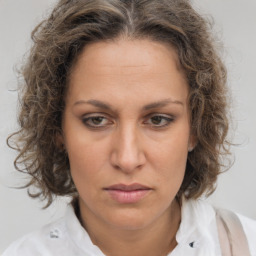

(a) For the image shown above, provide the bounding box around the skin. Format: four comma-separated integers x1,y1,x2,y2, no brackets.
62,39,194,256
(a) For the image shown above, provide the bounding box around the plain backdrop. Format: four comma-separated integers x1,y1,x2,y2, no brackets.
0,0,255,253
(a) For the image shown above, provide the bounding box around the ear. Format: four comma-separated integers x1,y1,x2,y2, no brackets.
188,134,197,152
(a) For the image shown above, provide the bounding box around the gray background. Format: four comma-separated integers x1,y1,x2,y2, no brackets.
0,0,255,253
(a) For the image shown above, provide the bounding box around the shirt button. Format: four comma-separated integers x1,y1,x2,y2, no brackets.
189,241,200,248
50,229,60,239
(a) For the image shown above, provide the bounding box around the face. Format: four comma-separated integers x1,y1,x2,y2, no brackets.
62,39,193,230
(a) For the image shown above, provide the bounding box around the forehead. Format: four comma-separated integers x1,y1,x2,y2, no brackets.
71,39,183,76
67,39,188,105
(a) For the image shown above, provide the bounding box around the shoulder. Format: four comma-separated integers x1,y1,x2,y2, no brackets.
3,204,103,256
237,213,256,256
178,198,256,255
2,217,70,256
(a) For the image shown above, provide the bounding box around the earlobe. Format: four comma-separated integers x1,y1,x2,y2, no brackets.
188,134,197,152
188,146,194,152
56,132,65,150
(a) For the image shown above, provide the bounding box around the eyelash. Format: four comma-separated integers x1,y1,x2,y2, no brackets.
144,114,174,128
82,115,112,129
81,114,174,130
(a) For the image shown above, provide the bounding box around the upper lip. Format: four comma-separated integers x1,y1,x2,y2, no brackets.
104,183,151,191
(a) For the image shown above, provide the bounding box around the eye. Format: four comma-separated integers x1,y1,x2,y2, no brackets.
145,114,174,128
82,115,112,129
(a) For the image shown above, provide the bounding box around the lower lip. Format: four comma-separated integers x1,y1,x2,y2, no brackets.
105,189,151,204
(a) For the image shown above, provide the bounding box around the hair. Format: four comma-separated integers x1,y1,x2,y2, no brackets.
8,0,231,207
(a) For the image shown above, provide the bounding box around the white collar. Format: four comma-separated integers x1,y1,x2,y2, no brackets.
64,197,219,255
65,205,105,256
175,197,217,249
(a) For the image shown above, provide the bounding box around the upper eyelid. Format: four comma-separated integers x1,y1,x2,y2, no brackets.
81,112,174,119
82,112,112,119
145,113,174,119
147,115,174,122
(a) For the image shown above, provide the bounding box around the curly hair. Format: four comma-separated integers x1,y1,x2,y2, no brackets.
8,0,231,207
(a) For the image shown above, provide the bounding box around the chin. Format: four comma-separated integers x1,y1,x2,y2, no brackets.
104,208,158,231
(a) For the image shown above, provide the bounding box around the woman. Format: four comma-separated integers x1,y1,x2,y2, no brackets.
4,0,256,255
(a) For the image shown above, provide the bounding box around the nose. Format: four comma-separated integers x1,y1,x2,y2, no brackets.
110,124,146,173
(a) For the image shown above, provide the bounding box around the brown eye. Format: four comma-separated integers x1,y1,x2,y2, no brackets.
151,116,164,125
90,117,105,125
82,115,110,129
146,115,174,128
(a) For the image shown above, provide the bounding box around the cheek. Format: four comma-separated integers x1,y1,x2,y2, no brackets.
149,130,189,186
151,129,189,164
66,139,107,185
67,144,106,204
153,150,187,201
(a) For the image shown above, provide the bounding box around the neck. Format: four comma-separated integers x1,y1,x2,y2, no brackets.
78,199,181,256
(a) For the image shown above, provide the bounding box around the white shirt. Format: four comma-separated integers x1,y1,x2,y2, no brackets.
3,198,256,256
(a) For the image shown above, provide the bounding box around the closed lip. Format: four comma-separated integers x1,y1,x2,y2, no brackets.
104,183,152,191
103,183,152,203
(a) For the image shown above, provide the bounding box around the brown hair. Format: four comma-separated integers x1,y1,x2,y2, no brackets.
8,0,230,207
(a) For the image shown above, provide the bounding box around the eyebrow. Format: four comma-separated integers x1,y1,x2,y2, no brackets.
73,98,184,110
74,99,112,110
143,98,184,110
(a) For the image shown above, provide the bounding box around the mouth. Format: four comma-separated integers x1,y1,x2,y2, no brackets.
103,183,152,204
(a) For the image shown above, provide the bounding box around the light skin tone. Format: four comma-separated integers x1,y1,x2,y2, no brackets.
61,38,194,256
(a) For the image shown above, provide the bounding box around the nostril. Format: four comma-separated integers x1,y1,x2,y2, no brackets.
110,130,146,172
110,150,146,173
